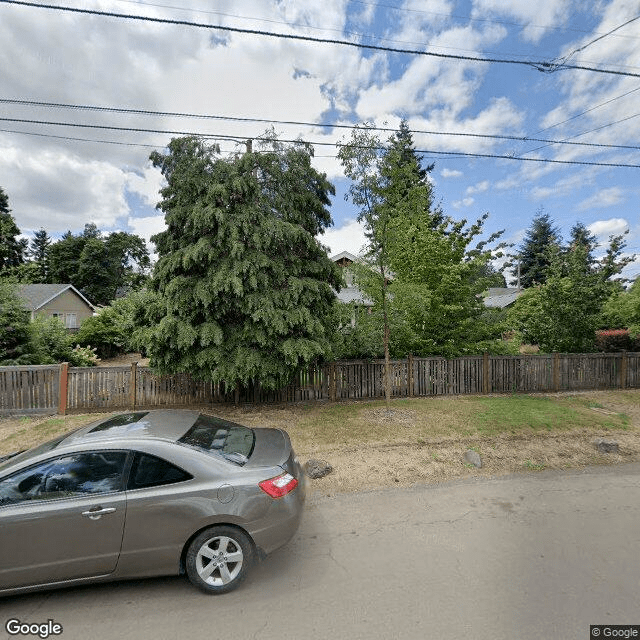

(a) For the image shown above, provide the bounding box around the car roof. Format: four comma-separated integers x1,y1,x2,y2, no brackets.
59,409,201,447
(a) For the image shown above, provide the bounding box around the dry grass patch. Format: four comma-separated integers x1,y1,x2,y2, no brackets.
1,390,638,494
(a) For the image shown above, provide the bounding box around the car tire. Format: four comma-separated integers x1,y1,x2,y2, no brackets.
185,526,254,594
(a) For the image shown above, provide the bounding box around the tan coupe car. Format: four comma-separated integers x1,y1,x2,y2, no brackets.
0,410,305,596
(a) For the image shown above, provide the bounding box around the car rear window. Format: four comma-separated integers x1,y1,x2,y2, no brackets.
89,412,149,432
178,414,255,465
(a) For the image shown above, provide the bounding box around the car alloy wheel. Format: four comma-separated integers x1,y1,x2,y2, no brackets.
185,526,253,594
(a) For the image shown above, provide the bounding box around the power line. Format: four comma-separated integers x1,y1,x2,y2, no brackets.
111,0,640,62
522,111,640,156
533,84,640,135
2,116,640,168
3,100,640,153
348,0,640,41
556,14,640,66
4,0,640,78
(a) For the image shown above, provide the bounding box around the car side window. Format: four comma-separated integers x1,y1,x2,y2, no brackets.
0,451,128,506
127,452,193,490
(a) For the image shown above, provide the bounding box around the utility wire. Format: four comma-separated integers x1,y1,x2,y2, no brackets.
533,84,640,135
521,111,640,156
112,0,640,60
556,14,640,66
2,100,640,152
2,116,640,168
348,0,640,41
3,0,640,78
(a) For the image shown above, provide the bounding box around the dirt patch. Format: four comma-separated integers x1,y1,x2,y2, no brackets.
97,353,150,367
299,429,640,495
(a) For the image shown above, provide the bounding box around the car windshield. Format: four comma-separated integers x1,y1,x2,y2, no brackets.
178,415,255,465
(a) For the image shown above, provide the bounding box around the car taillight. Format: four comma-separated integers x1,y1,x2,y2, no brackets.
259,472,298,498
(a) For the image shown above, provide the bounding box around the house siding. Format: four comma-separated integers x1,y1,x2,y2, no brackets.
37,290,94,327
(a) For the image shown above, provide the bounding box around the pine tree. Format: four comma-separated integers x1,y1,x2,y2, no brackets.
29,228,52,282
566,221,597,273
147,136,341,391
513,210,561,288
0,187,28,272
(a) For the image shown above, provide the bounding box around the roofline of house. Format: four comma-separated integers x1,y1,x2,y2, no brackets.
32,284,95,311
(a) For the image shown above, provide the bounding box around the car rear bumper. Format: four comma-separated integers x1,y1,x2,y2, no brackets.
248,474,305,557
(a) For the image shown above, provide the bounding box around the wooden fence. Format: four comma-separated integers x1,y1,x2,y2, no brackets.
1,352,639,415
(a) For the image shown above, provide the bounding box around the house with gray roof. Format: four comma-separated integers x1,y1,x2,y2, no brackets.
16,284,95,331
482,287,524,309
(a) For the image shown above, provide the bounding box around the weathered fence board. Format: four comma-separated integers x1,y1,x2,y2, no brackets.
0,365,60,415
67,366,132,411
1,353,639,415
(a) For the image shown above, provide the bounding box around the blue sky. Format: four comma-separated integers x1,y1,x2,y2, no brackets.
1,0,639,280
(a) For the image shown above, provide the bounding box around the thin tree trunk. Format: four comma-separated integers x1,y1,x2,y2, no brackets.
381,263,391,408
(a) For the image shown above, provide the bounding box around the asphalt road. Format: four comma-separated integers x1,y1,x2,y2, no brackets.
1,464,639,640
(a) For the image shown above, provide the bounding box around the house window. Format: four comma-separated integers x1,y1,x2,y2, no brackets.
50,312,77,328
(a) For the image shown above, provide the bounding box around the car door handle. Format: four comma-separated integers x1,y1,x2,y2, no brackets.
81,507,116,520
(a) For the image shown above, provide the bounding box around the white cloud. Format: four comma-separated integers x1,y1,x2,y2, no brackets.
441,168,463,178
587,218,629,238
126,165,164,208
320,219,367,256
577,187,625,211
452,197,475,209
471,0,573,42
127,214,167,245
466,180,490,195
0,146,129,232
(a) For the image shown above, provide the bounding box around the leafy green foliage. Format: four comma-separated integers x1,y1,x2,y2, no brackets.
75,289,153,358
28,316,97,366
147,136,341,390
508,241,629,352
337,121,506,360
47,224,150,306
600,276,640,335
0,280,32,364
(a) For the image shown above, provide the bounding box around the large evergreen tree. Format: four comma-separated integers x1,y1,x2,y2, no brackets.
512,210,561,288
29,228,52,282
146,136,341,391
0,187,28,272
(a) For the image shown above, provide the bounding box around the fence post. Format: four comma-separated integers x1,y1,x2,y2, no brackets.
553,353,560,392
407,354,414,397
620,351,628,389
58,362,69,415
483,352,490,395
130,362,137,409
